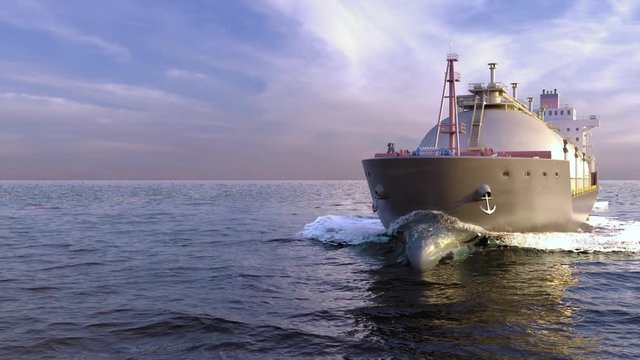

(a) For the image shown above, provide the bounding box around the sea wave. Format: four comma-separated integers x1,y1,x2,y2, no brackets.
495,215,640,252
592,200,609,212
300,211,488,271
299,215,389,245
300,210,640,255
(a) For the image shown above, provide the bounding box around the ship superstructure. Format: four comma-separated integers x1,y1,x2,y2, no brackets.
539,90,600,193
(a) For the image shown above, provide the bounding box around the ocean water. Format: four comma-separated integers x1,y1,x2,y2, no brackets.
1,180,639,359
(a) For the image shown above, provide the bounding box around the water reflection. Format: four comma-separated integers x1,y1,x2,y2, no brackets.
357,249,598,358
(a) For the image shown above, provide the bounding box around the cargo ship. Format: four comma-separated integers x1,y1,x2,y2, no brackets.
362,54,599,233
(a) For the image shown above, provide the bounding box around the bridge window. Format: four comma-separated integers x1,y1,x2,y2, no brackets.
560,110,564,115
576,137,580,142
555,110,558,115
576,127,579,131
567,128,570,131
568,110,571,115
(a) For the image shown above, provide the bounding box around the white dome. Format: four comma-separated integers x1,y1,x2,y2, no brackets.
419,109,566,159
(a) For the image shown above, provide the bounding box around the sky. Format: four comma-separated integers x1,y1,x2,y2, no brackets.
0,0,639,180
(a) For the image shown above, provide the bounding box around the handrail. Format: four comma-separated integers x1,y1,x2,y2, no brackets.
571,184,597,197
500,92,549,124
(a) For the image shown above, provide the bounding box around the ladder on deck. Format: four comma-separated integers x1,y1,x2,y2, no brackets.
469,93,486,149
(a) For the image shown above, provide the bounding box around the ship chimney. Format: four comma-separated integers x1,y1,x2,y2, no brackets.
510,83,519,99
488,63,497,83
527,97,534,112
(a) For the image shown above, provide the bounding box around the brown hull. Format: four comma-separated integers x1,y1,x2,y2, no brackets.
362,157,597,233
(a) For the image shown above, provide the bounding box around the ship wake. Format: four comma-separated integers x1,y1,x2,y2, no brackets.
300,211,490,271
300,200,640,270
299,215,390,245
495,209,640,253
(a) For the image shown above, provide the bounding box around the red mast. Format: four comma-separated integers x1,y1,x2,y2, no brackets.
434,53,461,155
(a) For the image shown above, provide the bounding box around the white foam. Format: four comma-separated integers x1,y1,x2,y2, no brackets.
592,201,609,212
496,215,640,252
299,215,389,245
300,211,640,254
300,211,487,271
389,209,487,235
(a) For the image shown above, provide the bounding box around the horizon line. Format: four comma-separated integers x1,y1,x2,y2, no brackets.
0,179,365,181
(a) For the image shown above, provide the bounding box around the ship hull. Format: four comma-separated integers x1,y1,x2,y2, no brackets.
362,157,597,233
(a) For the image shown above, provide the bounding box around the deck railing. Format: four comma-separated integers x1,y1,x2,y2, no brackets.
571,184,597,197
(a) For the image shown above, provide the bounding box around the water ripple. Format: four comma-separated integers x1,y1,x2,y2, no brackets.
0,180,638,358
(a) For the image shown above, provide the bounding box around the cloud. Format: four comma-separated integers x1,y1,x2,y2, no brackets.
0,0,638,179
0,92,143,125
43,23,130,61
0,0,130,60
0,67,218,123
256,1,640,175
165,68,210,81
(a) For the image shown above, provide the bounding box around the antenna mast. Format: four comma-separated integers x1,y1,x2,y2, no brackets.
434,52,461,155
